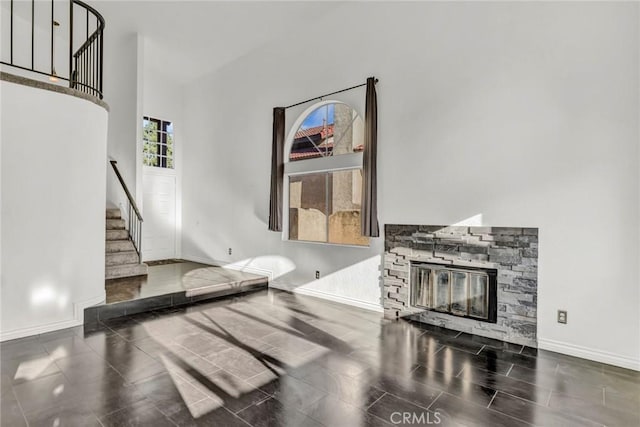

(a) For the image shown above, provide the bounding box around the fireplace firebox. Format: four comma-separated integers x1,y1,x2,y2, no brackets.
410,262,497,323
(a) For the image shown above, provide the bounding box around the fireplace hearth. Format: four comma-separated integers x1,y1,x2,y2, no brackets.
384,225,539,347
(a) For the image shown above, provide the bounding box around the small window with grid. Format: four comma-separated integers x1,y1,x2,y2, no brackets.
143,116,174,168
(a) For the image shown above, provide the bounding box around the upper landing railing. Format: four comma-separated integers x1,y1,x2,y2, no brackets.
1,0,105,99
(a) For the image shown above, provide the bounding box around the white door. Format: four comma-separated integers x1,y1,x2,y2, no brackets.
142,168,176,261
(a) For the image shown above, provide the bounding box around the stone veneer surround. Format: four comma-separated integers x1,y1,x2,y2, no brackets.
384,225,538,347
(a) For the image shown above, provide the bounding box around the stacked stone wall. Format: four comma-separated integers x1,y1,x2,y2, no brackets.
384,225,538,347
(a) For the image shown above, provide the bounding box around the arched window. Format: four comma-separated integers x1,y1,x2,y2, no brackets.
284,101,369,246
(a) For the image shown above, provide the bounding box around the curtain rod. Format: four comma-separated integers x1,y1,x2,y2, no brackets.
284,78,378,110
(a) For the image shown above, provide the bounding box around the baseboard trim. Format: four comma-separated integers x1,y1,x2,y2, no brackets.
273,284,383,313
183,254,382,313
181,254,274,280
0,294,105,342
538,337,640,371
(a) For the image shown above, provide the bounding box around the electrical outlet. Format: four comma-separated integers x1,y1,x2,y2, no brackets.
557,310,567,324
315,271,320,279
228,248,232,255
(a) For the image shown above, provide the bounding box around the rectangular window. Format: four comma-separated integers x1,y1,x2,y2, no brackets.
143,116,174,169
289,168,369,246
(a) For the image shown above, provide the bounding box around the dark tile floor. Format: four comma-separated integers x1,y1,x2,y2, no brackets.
1,290,638,426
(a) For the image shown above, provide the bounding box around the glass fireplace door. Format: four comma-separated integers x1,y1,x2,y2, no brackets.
468,274,489,319
410,266,432,309
451,272,467,315
434,271,450,311
410,263,493,322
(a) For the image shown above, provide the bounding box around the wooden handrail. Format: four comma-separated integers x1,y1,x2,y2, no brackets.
109,160,143,222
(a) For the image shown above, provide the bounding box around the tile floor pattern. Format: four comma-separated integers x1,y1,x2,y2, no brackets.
1,290,639,426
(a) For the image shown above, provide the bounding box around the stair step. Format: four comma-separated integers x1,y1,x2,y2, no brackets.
106,251,139,266
106,229,129,240
106,219,126,230
106,240,135,253
106,208,122,219
106,263,148,280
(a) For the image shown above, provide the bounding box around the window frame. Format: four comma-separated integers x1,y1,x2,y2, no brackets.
283,100,367,247
143,116,175,170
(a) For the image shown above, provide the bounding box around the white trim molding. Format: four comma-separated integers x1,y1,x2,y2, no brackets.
275,284,383,313
183,254,382,314
538,337,640,371
0,294,105,342
181,254,274,281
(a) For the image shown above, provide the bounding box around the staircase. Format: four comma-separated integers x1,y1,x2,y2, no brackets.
105,208,148,279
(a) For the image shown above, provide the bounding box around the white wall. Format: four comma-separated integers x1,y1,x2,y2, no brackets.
181,2,639,369
142,46,184,258
0,80,108,340
101,28,141,214
0,2,140,213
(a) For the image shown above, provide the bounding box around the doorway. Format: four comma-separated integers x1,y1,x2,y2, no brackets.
142,116,177,261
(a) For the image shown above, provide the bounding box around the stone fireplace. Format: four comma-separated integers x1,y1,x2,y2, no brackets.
384,225,538,347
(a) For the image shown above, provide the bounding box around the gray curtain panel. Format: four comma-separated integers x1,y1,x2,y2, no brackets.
361,77,379,237
269,107,285,231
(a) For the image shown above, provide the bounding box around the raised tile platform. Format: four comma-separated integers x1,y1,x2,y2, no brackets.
85,261,269,323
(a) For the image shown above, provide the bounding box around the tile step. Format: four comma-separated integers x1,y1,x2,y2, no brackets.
106,219,125,230
106,208,122,219
106,251,139,266
106,240,135,253
86,281,267,322
106,229,129,240
105,263,148,280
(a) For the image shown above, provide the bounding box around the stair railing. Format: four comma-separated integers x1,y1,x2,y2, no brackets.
69,0,105,98
109,160,143,261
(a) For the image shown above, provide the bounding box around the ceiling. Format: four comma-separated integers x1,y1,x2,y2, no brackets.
94,1,337,84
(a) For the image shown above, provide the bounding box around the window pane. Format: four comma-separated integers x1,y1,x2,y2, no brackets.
167,133,174,160
327,169,368,246
143,120,158,142
289,172,328,242
145,155,158,167
451,272,467,315
289,103,364,162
